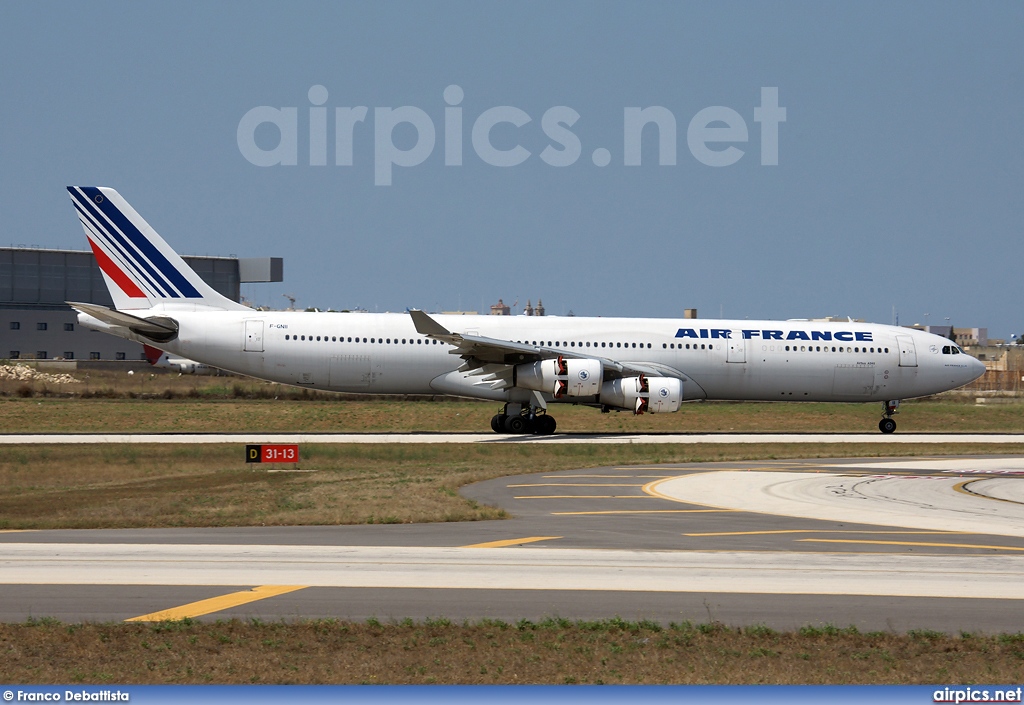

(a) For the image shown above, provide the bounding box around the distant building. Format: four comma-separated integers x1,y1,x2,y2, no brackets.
0,247,281,361
904,325,986,347
954,327,988,347
491,298,546,316
812,316,866,323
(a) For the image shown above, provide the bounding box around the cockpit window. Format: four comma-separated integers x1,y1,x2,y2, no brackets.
942,345,951,354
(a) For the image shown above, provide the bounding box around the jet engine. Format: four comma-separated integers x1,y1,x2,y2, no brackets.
515,356,603,398
599,375,682,414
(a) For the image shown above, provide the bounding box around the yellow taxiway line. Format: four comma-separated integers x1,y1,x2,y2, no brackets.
514,495,658,499
554,509,738,516
798,539,1024,552
125,585,306,622
462,536,561,548
508,483,644,487
543,475,678,479
954,480,1024,506
685,530,972,537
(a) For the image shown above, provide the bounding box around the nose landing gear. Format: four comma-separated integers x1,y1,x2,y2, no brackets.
879,400,900,434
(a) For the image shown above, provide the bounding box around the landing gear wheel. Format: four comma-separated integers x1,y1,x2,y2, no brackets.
490,414,508,433
879,418,897,434
534,415,557,435
504,415,528,434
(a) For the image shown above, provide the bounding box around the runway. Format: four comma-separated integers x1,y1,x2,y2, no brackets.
2,454,1024,632
1,432,1023,444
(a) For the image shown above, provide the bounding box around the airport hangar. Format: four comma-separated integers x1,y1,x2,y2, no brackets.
0,246,282,362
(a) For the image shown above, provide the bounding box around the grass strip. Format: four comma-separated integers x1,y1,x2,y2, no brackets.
1,443,1022,530
2,618,1023,684
0,396,1022,434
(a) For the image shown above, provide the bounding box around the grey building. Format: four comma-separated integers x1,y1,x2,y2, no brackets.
0,247,281,360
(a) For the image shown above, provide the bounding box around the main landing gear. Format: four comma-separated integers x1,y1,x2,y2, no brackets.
878,400,900,434
491,402,557,435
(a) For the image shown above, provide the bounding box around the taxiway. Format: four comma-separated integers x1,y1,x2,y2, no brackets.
2,453,1023,632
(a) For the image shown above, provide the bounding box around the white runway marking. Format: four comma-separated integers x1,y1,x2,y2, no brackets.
648,470,1024,537
1,543,1022,600
836,458,1024,473
0,433,1022,445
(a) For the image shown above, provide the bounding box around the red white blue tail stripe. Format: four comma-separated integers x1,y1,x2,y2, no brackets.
68,186,203,301
67,186,244,312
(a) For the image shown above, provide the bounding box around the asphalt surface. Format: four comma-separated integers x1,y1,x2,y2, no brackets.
2,454,1023,632
1,432,1024,444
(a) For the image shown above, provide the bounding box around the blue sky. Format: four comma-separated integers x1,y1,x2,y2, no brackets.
2,2,1022,338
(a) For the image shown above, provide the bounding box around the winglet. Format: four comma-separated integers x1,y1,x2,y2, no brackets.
409,309,451,337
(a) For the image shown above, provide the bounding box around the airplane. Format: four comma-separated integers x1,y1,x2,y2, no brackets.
142,344,219,375
65,186,986,435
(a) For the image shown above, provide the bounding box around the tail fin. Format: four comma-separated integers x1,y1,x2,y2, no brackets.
142,344,166,365
66,186,247,311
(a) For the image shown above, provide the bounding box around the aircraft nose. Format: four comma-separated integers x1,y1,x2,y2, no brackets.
970,355,986,381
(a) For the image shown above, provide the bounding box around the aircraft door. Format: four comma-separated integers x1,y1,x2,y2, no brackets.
726,332,746,363
244,319,264,352
895,334,917,367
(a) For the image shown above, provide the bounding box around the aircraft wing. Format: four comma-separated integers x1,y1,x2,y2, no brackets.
409,309,676,381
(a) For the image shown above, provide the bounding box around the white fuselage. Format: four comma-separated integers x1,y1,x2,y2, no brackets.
89,310,985,406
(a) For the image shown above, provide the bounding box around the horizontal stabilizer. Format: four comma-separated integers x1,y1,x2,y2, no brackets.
68,301,178,340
